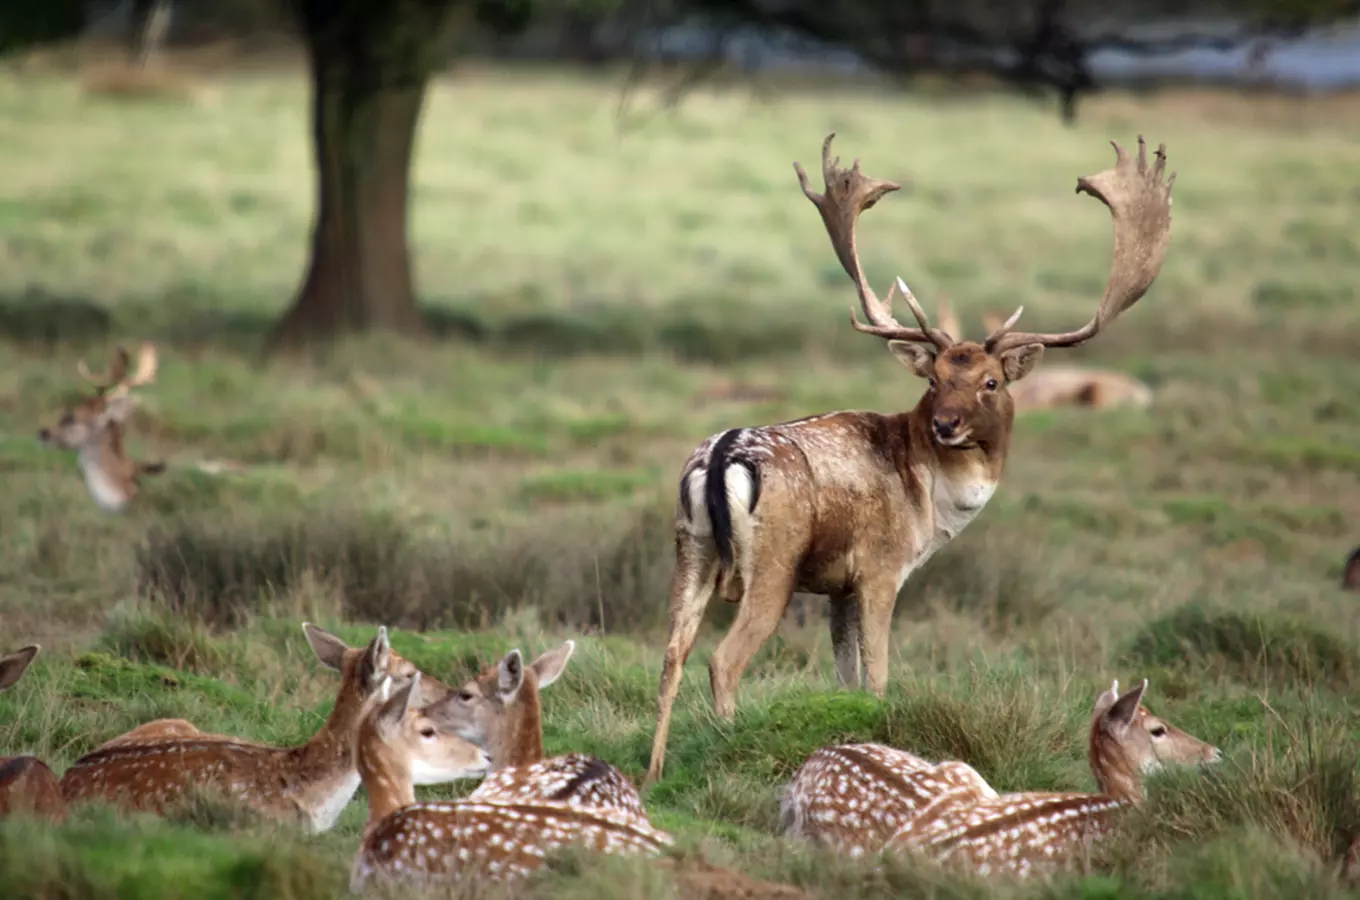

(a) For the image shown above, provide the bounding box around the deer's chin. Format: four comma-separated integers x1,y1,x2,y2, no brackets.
934,429,976,449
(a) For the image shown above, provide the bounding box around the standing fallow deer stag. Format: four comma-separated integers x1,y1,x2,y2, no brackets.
37,343,165,512
884,679,1221,879
61,624,444,832
646,133,1177,784
441,642,651,822
0,645,66,821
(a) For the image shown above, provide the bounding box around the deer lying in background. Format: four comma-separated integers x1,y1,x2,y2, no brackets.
440,641,650,822
61,624,441,832
647,133,1177,784
884,679,1220,879
37,343,165,512
935,303,1153,413
0,645,66,821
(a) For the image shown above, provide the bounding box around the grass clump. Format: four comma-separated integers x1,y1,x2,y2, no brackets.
1123,604,1360,693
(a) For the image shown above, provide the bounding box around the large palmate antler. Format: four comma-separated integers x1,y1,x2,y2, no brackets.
77,343,158,399
794,133,955,351
986,136,1175,355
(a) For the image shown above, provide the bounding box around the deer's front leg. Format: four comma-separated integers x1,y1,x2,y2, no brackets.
856,580,899,695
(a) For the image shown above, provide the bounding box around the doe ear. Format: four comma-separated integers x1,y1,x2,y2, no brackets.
367,626,392,680
0,645,40,691
1102,677,1148,737
377,672,420,728
302,622,351,672
999,343,1045,384
497,649,525,701
528,640,575,690
887,341,936,380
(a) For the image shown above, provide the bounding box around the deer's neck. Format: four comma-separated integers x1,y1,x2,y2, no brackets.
355,738,416,828
1088,729,1142,804
282,677,373,829
492,690,545,771
77,437,137,512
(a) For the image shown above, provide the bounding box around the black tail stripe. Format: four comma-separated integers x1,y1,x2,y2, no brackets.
704,429,744,570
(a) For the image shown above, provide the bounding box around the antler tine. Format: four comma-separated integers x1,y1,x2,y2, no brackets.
104,343,158,400
76,346,131,394
794,133,953,350
982,306,1025,351
989,135,1175,356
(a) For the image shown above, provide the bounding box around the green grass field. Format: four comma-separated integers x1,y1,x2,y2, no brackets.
1,54,1359,898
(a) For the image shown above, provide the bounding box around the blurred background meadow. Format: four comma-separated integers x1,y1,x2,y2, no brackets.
0,1,1359,897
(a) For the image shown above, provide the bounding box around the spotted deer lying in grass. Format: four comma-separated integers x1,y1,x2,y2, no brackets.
37,343,165,512
647,133,1178,784
882,679,1221,879
936,303,1153,413
61,624,440,831
350,649,671,891
0,645,66,821
780,742,998,858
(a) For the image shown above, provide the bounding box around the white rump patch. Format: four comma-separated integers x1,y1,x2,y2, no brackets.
683,463,755,537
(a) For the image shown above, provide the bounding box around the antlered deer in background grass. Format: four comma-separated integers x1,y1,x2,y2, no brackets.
646,133,1177,784
37,343,164,512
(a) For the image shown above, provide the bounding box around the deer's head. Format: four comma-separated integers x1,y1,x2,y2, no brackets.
432,641,575,769
795,133,1174,452
38,344,158,452
1089,678,1221,803
360,672,491,789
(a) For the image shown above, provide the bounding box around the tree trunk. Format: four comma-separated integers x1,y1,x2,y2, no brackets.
271,1,460,351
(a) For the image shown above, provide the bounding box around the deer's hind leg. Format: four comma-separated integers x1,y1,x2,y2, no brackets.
707,555,798,721
829,594,863,689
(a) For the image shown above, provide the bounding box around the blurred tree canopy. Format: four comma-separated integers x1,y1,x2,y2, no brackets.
0,0,1355,345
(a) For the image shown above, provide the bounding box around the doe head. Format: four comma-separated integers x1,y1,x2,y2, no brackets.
365,672,491,785
434,641,575,761
1090,678,1222,800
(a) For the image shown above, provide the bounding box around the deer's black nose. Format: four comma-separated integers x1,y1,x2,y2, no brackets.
932,415,960,439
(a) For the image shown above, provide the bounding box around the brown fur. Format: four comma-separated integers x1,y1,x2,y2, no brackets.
1343,547,1360,592
884,679,1221,879
37,343,164,512
60,624,444,832
0,645,67,822
646,133,1176,784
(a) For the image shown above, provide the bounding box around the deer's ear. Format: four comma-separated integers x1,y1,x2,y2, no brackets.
529,641,574,690
303,623,350,672
0,645,39,691
1102,678,1148,738
888,341,936,379
1000,343,1044,384
98,394,137,425
497,649,525,701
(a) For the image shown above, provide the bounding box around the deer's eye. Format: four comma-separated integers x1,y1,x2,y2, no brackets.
419,726,437,739
457,690,475,703
59,413,75,426
928,378,938,390
985,379,999,391
1149,725,1167,738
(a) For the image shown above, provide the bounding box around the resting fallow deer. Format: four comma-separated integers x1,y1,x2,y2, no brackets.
0,645,66,821
60,624,442,832
37,343,165,512
779,742,997,858
884,678,1221,879
937,304,1153,413
442,642,650,822
646,133,1176,784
